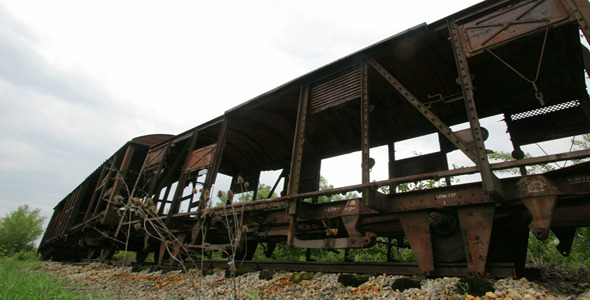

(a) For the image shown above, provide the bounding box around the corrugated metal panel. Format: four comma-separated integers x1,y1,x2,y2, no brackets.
309,66,361,114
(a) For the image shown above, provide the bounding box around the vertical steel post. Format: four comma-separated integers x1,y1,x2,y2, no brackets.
287,85,310,197
448,19,503,199
388,142,396,194
287,85,310,246
144,141,173,201
166,129,200,223
84,164,108,221
567,0,590,45
361,59,372,206
102,144,136,224
199,117,230,211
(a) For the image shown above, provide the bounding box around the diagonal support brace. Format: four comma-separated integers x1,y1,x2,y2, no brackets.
367,57,478,164
370,54,503,198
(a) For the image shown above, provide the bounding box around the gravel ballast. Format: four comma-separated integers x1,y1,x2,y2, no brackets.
42,262,590,299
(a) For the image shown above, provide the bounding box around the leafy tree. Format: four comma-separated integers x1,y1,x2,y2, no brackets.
316,176,359,203
0,205,46,255
573,134,590,150
243,183,276,201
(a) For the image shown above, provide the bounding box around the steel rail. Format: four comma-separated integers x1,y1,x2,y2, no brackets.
195,260,516,278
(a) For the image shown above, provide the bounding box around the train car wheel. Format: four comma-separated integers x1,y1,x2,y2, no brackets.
429,210,466,263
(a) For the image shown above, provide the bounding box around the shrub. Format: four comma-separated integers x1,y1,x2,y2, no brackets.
0,205,46,255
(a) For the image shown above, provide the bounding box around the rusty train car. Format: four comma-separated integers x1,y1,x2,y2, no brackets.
40,0,590,277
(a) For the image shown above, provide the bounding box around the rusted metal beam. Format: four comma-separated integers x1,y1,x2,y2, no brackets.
523,196,558,239
199,117,230,211
293,234,375,249
158,184,172,215
503,112,528,176
565,0,590,45
360,59,371,206
287,150,590,203
166,129,200,224
582,44,590,75
268,169,286,200
517,176,559,240
388,142,397,193
144,141,172,200
84,164,109,221
458,0,570,56
448,19,504,199
367,57,479,165
117,138,171,240
167,233,187,266
552,204,590,227
149,141,195,209
457,204,495,277
102,144,136,224
64,182,89,236
195,158,590,221
88,156,119,219
490,149,590,171
387,186,493,212
287,85,310,197
399,211,434,276
189,151,590,216
287,85,310,246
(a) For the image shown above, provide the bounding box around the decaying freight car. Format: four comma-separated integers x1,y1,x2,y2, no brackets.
39,134,173,260
40,0,590,277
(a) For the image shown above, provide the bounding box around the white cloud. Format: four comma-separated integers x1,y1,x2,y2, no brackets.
0,139,40,171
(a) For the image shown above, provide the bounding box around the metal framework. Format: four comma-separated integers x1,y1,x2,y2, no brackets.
40,0,590,277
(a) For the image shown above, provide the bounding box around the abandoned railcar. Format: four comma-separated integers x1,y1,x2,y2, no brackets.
39,134,172,260
40,0,590,277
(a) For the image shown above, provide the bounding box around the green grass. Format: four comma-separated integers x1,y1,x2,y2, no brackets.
0,255,105,299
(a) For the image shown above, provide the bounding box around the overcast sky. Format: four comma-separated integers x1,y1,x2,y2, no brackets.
2,0,580,221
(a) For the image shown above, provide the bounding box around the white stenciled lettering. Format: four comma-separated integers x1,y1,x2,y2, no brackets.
436,193,456,200
568,175,590,184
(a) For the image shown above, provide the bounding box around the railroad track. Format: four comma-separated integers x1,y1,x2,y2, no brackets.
116,260,516,279
201,260,517,278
